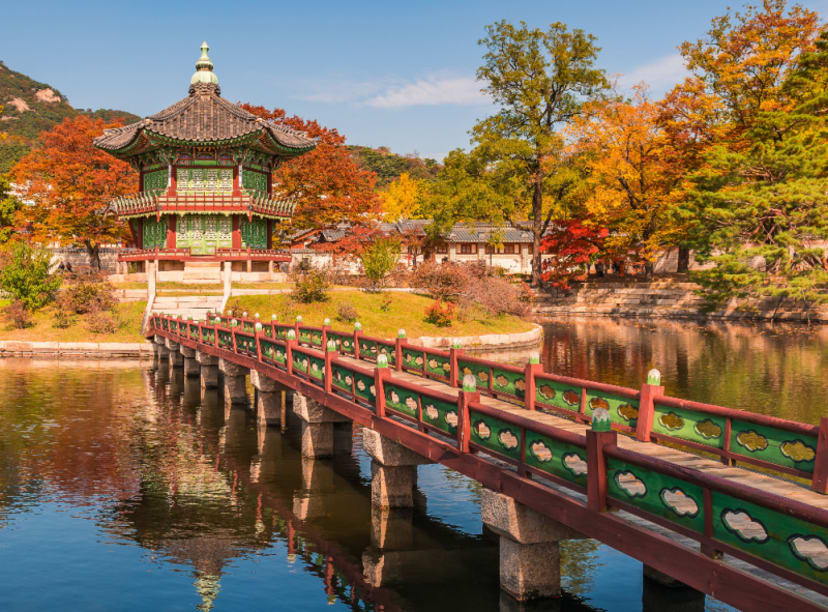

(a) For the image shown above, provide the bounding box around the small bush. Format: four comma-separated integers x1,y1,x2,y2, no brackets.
411,261,467,302
291,269,331,303
86,311,117,334
337,302,358,323
3,300,32,328
360,237,401,291
52,306,75,329
424,299,456,327
0,242,61,311
59,278,117,314
380,295,393,312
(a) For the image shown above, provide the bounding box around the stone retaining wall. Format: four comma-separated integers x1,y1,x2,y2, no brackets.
0,341,153,358
413,323,543,353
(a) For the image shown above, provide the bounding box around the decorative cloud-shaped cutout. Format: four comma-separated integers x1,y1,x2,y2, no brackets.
659,488,699,517
617,403,638,422
311,362,319,371
495,375,509,388
538,385,556,400
563,453,587,476
474,420,491,439
369,385,375,396
736,430,768,453
563,390,580,406
788,535,828,571
390,391,400,404
694,419,722,440
344,375,353,386
405,396,417,411
424,404,439,421
514,379,526,392
415,356,424,366
357,380,366,391
441,361,450,372
444,410,458,427
615,471,647,497
498,429,519,450
428,358,438,370
477,370,489,383
721,510,768,543
530,441,552,463
659,412,684,431
589,397,609,411
780,440,816,463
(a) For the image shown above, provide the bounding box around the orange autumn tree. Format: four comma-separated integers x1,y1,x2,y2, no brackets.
240,105,380,229
11,116,136,269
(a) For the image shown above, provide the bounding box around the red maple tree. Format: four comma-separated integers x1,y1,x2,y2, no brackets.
539,220,610,290
240,105,380,229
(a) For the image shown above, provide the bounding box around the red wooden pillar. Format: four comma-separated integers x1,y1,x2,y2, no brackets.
586,429,617,512
166,215,176,249
457,386,479,453
353,328,362,360
266,219,273,249
449,345,463,386
285,336,295,376
232,165,241,197
813,417,828,494
168,165,177,196
635,369,665,442
324,342,335,394
232,215,242,249
374,363,390,418
524,358,542,410
394,332,405,371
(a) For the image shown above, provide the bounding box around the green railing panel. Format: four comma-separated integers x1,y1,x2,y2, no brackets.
188,324,199,337
338,335,356,356
458,360,490,387
242,321,255,332
424,353,450,379
308,356,325,382
376,341,396,366
585,391,640,429
310,331,323,347
534,377,583,414
402,348,425,371
606,458,705,534
358,339,378,360
711,490,828,587
263,326,273,338
161,319,169,330
353,371,376,404
420,395,458,435
490,367,526,400
238,334,257,354
202,328,215,344
260,339,278,361
728,419,817,474
468,410,521,462
385,383,419,418
524,433,588,487
652,403,725,450
293,352,309,374
331,365,354,392
299,329,313,344
217,330,233,350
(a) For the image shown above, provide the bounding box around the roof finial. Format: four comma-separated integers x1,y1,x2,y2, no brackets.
190,41,219,91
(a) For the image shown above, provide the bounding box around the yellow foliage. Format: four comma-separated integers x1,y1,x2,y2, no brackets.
380,172,421,221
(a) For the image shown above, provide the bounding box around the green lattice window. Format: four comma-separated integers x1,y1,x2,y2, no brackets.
176,167,233,193
174,214,232,254
143,218,167,249
143,169,168,195
241,217,267,249
242,169,268,194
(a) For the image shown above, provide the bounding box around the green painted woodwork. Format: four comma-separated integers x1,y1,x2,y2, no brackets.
728,419,817,473
457,359,490,388
188,323,199,337
175,214,232,254
143,169,168,195
332,365,355,393
490,367,526,400
711,491,828,586
534,376,583,414
420,394,458,435
402,348,426,371
242,169,269,194
176,167,233,193
353,371,376,404
523,432,588,487
422,353,450,378
217,330,233,350
652,403,726,449
584,391,640,429
142,217,167,249
309,331,324,348
606,458,706,534
236,332,256,354
308,356,325,382
240,217,267,249
385,383,419,418
292,351,309,375
468,409,522,461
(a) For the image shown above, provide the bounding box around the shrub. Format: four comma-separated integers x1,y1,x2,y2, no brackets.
411,261,467,301
360,237,401,291
3,300,32,328
337,302,358,323
291,269,331,303
461,274,531,317
52,306,75,329
0,242,61,311
58,277,117,314
424,299,456,327
86,311,117,334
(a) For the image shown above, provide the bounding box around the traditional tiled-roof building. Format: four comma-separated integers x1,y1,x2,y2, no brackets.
95,43,315,275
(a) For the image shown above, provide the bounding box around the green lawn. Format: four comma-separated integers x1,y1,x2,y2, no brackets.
228,290,533,339
0,301,148,343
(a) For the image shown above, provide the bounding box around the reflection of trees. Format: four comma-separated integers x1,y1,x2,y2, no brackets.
541,318,826,424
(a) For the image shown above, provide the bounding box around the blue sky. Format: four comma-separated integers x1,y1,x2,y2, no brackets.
2,0,825,160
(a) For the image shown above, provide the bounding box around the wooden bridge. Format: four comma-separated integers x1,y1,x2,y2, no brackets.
148,312,828,611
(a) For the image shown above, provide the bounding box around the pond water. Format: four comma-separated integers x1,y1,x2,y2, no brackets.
0,320,823,611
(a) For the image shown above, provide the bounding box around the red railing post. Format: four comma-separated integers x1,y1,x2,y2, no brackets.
321,318,330,349
231,327,238,354
457,376,480,453
374,357,390,418
524,356,542,410
813,417,828,494
324,339,335,394
285,331,296,376
294,316,302,344
449,344,463,386
353,323,363,360
587,412,617,512
395,330,405,371
635,369,665,442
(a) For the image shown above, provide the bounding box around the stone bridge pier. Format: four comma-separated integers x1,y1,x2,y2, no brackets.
292,392,350,458
152,335,169,366
481,488,584,602
179,345,199,378
195,350,218,390
362,429,431,509
250,371,289,427
219,358,249,406
164,337,183,367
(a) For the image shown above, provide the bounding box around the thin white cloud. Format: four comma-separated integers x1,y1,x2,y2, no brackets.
616,53,688,93
366,76,489,108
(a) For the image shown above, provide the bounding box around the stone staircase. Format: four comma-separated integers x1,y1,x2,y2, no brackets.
151,295,225,321
182,261,222,282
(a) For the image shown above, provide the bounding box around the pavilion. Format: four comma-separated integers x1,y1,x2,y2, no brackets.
95,42,316,280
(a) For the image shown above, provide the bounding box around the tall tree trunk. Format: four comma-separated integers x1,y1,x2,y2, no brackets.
677,246,690,273
85,241,101,271
531,175,543,287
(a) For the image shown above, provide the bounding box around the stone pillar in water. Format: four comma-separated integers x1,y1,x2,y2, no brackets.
180,345,199,377
249,370,282,426
218,358,248,405
292,392,350,458
362,428,431,509
196,350,218,390
165,338,183,367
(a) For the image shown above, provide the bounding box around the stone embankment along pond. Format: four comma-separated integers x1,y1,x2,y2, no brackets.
532,280,828,322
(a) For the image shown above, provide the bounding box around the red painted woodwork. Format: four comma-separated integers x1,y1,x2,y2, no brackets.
166,215,176,249
635,381,664,441
586,429,617,512
231,216,241,249
232,164,241,196
814,417,828,494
